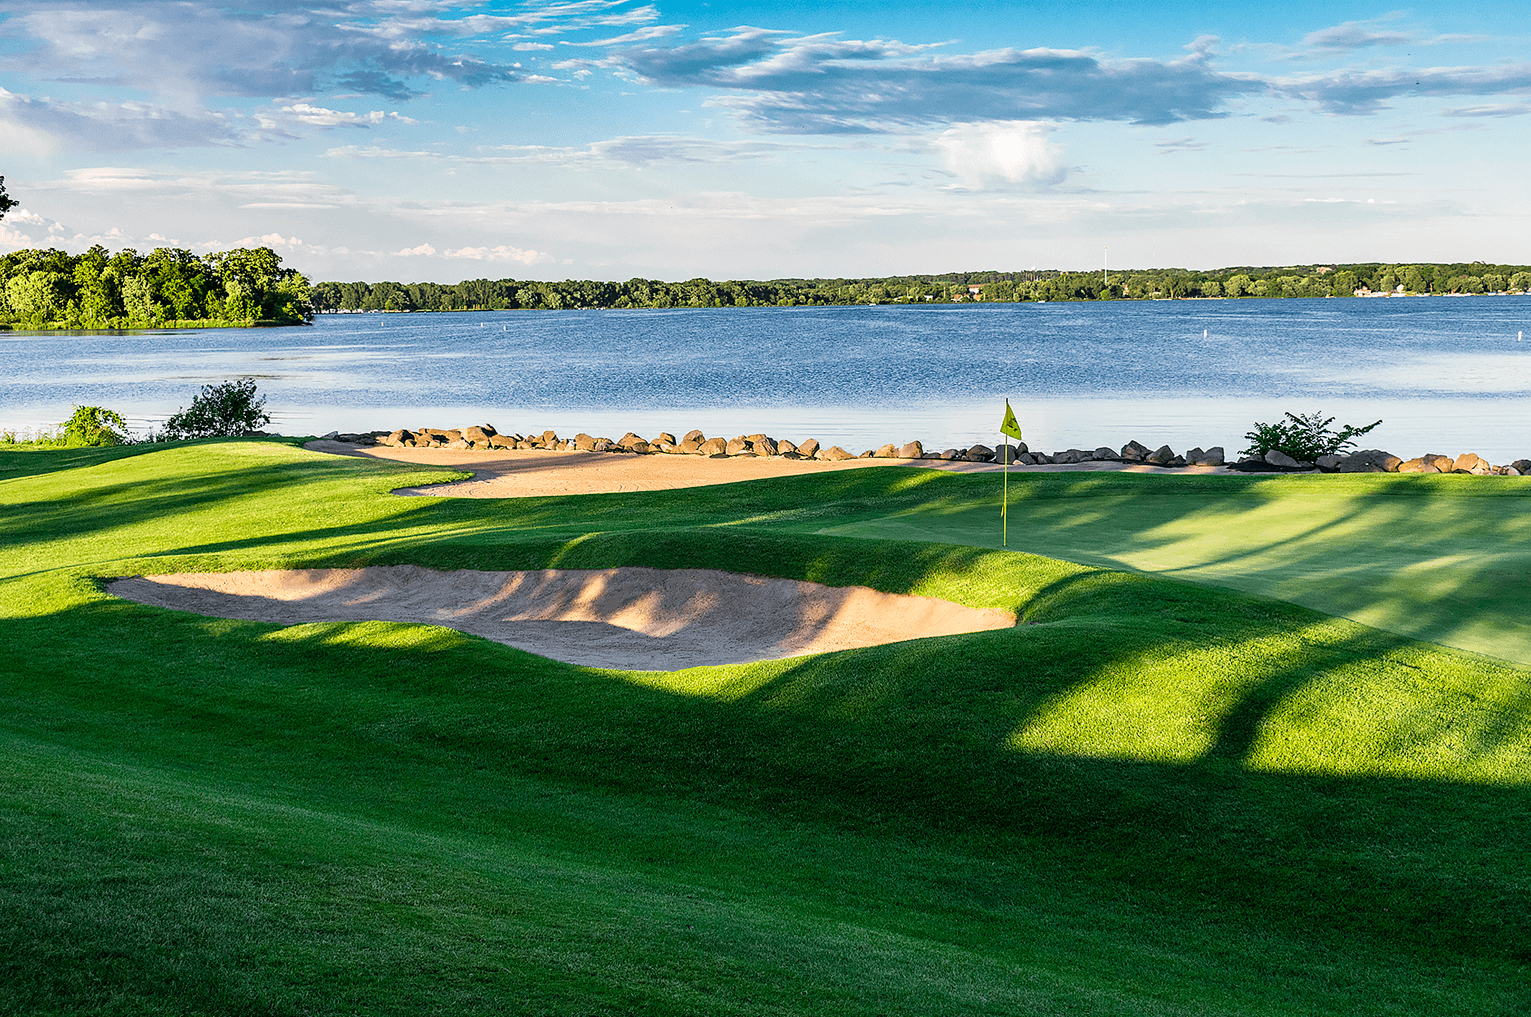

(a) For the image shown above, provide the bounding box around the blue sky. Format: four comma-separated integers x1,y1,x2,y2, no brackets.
1,1,1527,281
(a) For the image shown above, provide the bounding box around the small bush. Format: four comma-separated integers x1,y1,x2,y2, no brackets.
60,405,129,447
163,378,271,440
1242,411,1382,461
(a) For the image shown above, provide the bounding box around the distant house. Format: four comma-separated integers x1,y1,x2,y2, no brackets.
967,284,984,296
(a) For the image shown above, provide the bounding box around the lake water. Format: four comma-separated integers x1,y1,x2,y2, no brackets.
4,297,1530,459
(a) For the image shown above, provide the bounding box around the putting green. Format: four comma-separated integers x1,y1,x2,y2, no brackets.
818,472,1531,668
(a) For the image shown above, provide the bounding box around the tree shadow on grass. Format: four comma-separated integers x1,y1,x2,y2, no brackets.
9,543,1531,979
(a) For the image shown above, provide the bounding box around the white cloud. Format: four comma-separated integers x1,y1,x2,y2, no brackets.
442,244,556,264
932,122,1066,188
398,243,438,256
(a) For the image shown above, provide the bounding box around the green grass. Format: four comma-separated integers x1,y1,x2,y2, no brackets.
2,442,1529,1014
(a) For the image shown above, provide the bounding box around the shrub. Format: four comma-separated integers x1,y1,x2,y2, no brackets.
1242,411,1382,462
162,378,271,439
60,405,129,446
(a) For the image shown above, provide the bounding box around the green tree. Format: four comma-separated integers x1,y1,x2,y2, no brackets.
0,175,16,220
6,270,70,327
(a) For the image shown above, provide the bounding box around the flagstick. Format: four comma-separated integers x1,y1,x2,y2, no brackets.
1002,429,1008,547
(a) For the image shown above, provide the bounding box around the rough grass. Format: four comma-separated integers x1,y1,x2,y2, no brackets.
2,441,1529,1015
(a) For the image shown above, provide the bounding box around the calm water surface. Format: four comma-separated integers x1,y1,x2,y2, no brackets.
3,298,1529,458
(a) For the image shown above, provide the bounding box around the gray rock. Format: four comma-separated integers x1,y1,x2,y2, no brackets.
1315,453,1344,472
940,448,963,460
1120,440,1150,461
966,444,995,462
1145,445,1177,466
1505,466,1523,476
1337,449,1402,473
897,440,924,459
1512,459,1531,474
1263,449,1301,469
1093,447,1119,461
995,444,1022,464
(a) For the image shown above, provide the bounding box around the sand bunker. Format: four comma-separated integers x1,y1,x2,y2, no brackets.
108,565,1015,671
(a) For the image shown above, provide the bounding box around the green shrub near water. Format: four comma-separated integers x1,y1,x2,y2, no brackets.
1241,410,1382,461
161,378,271,439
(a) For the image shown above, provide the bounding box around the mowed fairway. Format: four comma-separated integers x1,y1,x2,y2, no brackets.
2,441,1529,1015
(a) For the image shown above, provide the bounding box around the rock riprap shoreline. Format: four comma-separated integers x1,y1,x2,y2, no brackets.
315,426,1531,475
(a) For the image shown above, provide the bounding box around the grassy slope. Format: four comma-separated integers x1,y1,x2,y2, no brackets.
2,443,1529,1015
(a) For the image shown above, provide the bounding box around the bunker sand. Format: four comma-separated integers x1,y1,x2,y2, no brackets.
304,441,1227,497
109,565,1016,671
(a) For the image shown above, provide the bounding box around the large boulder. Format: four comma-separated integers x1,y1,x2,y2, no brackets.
381,428,411,447
698,437,728,456
897,440,924,459
777,439,797,456
1092,447,1118,461
1397,457,1441,474
574,433,597,451
1512,459,1531,474
676,438,704,454
725,436,750,455
873,443,899,458
995,444,1022,464
1186,446,1225,467
445,438,471,450
488,434,515,449
797,438,820,458
1263,449,1309,470
463,425,494,443
966,444,995,462
653,432,677,446
1120,440,1150,462
541,430,559,444
1422,454,1454,472
1337,449,1402,473
752,437,779,457
818,445,854,461
1454,452,1492,475
1145,444,1178,466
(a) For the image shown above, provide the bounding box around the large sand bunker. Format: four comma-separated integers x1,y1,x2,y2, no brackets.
108,566,1015,671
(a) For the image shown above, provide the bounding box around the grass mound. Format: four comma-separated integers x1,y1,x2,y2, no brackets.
2,442,1529,1014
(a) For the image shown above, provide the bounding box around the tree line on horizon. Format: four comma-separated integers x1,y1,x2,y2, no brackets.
314,262,1531,312
0,245,314,330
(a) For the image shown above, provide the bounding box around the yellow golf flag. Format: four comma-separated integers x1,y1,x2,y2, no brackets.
1000,399,1023,441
